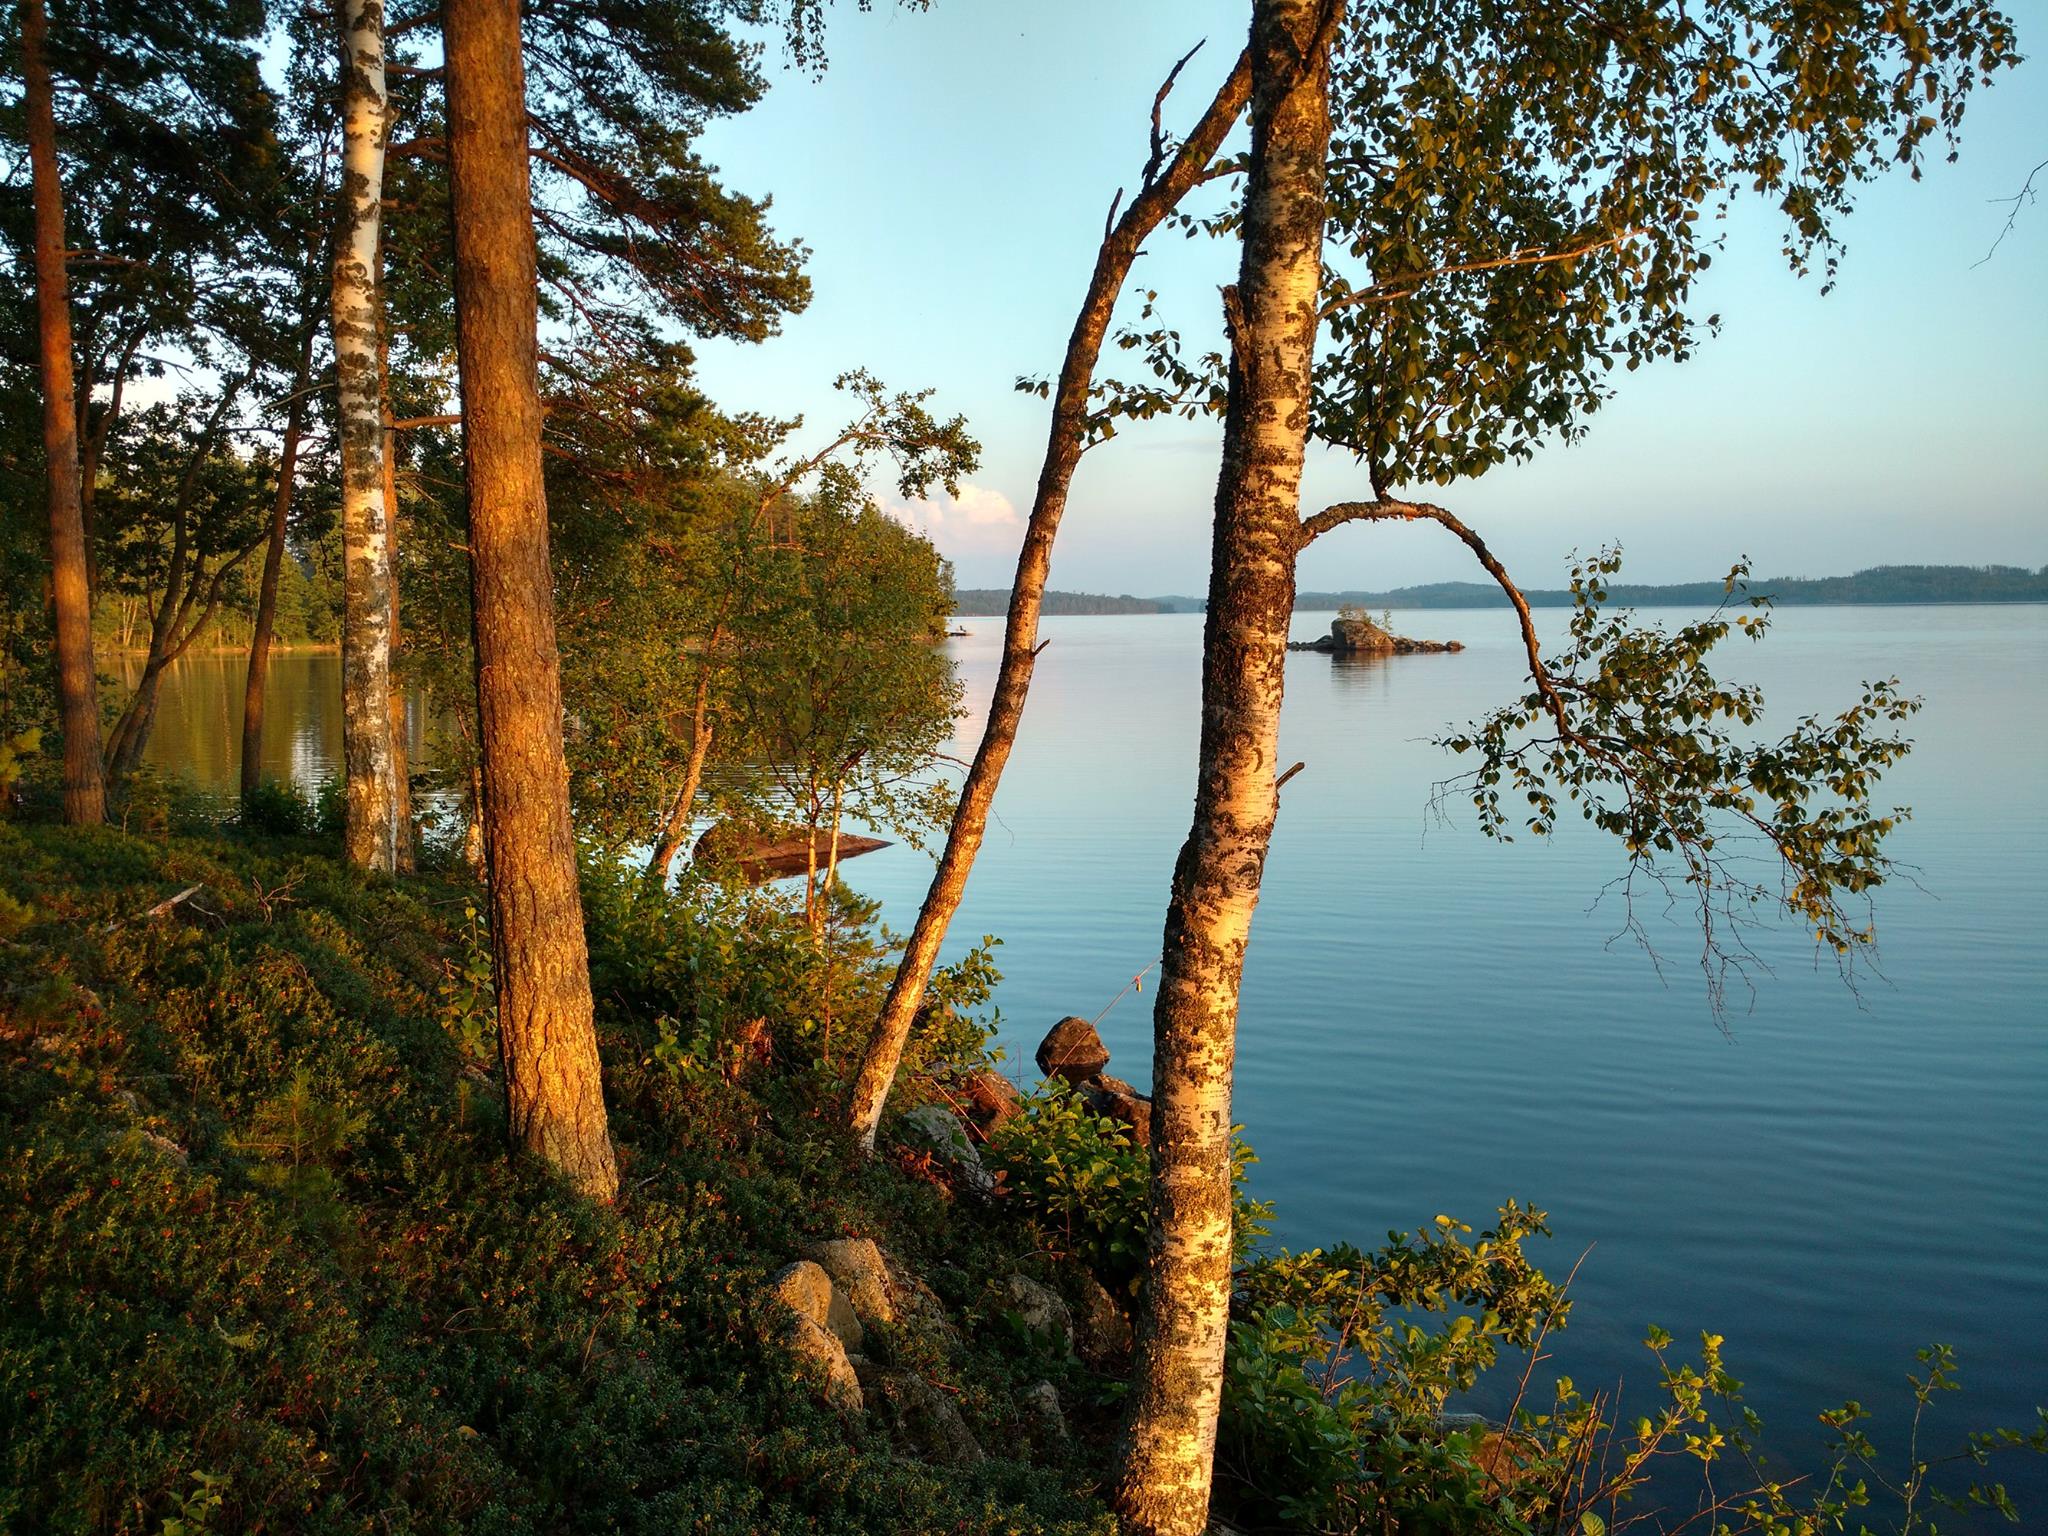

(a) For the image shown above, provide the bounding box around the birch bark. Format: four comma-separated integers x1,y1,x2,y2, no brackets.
22,0,106,825
843,48,1254,1148
1112,5,1339,1532
331,0,403,872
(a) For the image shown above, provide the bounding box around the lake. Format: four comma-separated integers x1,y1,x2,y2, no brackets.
137,605,2047,1516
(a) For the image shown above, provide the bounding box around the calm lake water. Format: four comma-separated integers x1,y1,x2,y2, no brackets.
141,606,2047,1514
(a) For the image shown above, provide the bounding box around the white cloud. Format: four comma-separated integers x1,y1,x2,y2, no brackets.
881,480,1023,555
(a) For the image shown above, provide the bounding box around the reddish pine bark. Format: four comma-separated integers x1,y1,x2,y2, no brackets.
21,0,105,825
444,0,618,1200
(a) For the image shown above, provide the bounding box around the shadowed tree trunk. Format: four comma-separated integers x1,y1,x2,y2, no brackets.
1111,4,1339,1532
445,0,618,1200
22,0,106,825
378,293,416,869
332,0,403,872
843,44,1254,1149
242,323,318,799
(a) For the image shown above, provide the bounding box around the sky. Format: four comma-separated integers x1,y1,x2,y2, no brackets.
687,0,2048,595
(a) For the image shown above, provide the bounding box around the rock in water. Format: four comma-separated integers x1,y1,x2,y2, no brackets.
1082,1073,1152,1147
1035,1016,1110,1085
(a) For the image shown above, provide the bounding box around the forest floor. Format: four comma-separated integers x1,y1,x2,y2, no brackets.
0,816,1127,1536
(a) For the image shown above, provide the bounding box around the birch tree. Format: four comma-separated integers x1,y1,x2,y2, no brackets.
443,0,616,1199
331,0,405,873
1100,0,2016,1530
842,42,1254,1149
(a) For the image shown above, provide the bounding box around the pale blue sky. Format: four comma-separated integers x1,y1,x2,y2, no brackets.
691,0,2048,593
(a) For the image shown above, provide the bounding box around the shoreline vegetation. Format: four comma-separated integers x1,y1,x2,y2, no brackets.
950,563,2048,616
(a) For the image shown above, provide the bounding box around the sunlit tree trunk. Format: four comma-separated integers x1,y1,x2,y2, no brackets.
445,0,618,1201
242,324,318,799
22,0,105,825
643,639,718,884
1112,5,1338,1533
331,0,403,872
843,47,1254,1148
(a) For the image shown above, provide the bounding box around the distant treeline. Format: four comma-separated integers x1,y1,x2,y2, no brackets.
1298,564,2048,610
950,589,1167,616
953,565,2048,616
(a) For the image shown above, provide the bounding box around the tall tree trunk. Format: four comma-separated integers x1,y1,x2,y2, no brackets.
843,47,1253,1148
445,0,618,1201
332,0,403,873
21,0,105,826
643,655,716,885
1111,5,1338,1533
242,324,318,799
379,286,416,869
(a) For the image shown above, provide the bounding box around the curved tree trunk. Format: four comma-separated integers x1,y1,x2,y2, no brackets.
22,0,105,826
1111,5,1339,1533
242,324,318,799
643,659,716,885
331,0,403,873
445,0,618,1201
843,47,1254,1149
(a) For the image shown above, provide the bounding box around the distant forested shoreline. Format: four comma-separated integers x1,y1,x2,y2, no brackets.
951,564,2048,616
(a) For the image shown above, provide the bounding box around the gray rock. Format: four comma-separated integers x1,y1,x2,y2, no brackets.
902,1105,996,1198
767,1259,863,1352
783,1311,864,1412
1004,1274,1074,1352
1072,1270,1133,1363
1035,1016,1110,1085
1022,1379,1067,1444
855,1360,984,1465
806,1237,895,1326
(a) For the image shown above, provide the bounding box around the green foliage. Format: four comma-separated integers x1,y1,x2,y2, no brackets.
0,726,39,809
235,779,320,838
1441,551,1921,1000
987,1081,1270,1293
0,822,1114,1536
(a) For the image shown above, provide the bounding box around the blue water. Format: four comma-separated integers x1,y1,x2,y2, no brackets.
141,610,2048,1516
842,605,2048,1514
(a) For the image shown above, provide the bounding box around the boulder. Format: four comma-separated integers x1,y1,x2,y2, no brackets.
1072,1270,1133,1364
767,1259,864,1353
1022,1379,1068,1445
1035,1016,1110,1085
806,1237,895,1327
1003,1274,1074,1352
1082,1073,1152,1148
856,1360,985,1466
958,1067,1024,1132
784,1312,864,1412
902,1105,996,1198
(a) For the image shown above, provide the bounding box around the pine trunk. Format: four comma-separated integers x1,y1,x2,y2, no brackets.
445,0,618,1201
331,0,403,873
242,325,317,799
843,48,1254,1149
22,0,105,825
1111,5,1338,1533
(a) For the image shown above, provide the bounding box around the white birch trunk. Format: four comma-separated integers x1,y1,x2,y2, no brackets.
1111,4,1341,1533
331,0,402,874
